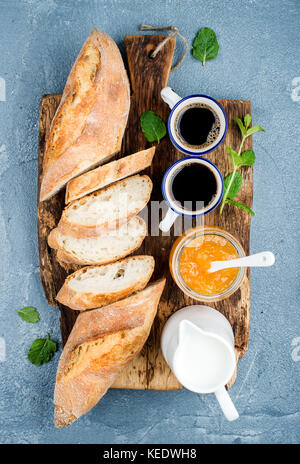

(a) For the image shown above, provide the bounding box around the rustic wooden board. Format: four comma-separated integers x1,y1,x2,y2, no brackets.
37,34,252,391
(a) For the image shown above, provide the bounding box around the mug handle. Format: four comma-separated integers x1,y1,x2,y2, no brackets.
161,87,182,109
159,207,179,232
214,386,239,421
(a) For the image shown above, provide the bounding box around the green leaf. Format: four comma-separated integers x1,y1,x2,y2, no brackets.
227,147,256,167
192,27,219,66
226,146,239,167
28,333,57,366
224,171,243,199
17,306,40,323
234,116,246,136
226,199,255,216
246,125,265,136
244,114,251,130
238,150,256,166
140,110,166,143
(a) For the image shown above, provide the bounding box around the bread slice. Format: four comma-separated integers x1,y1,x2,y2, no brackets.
65,147,155,204
54,278,166,428
56,255,154,310
48,216,146,266
57,174,152,238
40,29,130,201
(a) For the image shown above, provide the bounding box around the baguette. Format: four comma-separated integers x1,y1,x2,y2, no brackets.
40,29,130,201
65,147,155,204
54,278,166,428
56,255,154,310
57,175,152,238
48,216,146,266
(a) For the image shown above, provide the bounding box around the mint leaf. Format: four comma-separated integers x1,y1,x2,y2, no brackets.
234,116,246,136
238,150,255,167
224,171,243,199
226,146,239,166
17,306,40,323
28,333,57,366
244,114,251,130
192,28,219,66
140,110,166,143
246,125,265,136
226,199,255,216
226,147,255,167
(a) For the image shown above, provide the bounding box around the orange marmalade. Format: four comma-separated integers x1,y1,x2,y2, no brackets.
179,234,239,296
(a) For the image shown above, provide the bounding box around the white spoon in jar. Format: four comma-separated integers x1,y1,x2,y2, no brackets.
208,251,275,274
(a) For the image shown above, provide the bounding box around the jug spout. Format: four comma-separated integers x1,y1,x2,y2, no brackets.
178,319,205,346
174,319,211,392
174,319,235,395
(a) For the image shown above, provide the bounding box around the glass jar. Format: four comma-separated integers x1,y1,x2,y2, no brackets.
169,226,246,302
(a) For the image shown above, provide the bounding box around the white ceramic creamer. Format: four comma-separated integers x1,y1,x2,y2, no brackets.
161,305,239,421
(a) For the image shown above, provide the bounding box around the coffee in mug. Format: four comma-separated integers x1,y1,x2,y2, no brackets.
175,103,221,150
161,87,227,156
159,157,224,233
170,162,218,212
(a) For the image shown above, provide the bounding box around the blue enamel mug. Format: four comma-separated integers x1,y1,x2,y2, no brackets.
159,157,224,232
161,87,227,157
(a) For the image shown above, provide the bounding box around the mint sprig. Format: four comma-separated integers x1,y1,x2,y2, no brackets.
220,114,265,216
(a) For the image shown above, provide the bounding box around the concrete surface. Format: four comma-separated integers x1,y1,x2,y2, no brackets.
0,0,299,444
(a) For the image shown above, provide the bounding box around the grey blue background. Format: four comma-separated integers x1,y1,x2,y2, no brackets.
0,0,299,444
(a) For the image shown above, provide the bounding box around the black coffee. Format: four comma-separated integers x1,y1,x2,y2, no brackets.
176,103,220,148
171,163,217,212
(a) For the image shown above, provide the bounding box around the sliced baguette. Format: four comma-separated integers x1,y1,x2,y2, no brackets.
48,216,146,266
65,147,155,204
56,255,154,310
40,29,130,201
54,278,166,428
57,174,152,238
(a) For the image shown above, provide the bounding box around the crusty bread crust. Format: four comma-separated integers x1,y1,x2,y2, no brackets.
47,228,61,249
56,256,155,310
65,147,155,204
54,279,166,428
48,216,147,266
40,29,130,201
57,175,152,239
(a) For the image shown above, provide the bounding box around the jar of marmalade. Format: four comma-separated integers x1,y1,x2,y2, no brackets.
169,226,246,302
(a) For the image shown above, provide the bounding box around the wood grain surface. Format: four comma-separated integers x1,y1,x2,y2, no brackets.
37,35,252,391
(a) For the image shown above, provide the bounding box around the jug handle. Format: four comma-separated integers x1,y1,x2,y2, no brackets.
161,87,182,109
214,386,239,422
